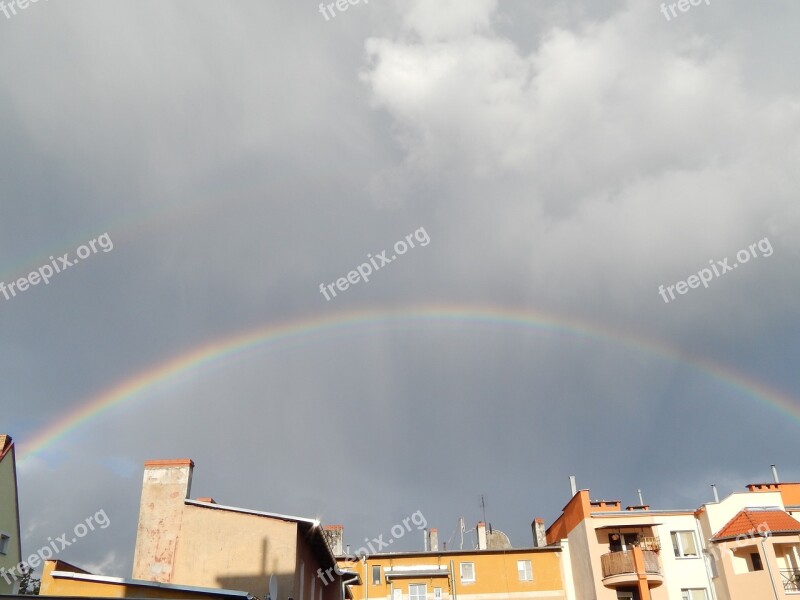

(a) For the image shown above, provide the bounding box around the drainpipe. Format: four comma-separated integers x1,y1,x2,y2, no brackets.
341,574,359,600
449,560,457,600
364,561,368,600
760,537,780,600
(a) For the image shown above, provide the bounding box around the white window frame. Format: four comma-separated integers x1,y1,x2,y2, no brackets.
409,583,427,600
372,565,381,585
393,589,402,600
460,562,475,583
0,533,10,555
681,589,708,600
671,530,699,558
517,559,533,581
433,588,442,600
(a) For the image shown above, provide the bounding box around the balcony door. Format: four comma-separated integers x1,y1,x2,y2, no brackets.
616,588,640,600
609,533,640,552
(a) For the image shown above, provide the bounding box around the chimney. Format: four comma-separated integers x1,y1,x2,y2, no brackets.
323,525,344,555
711,484,719,503
569,476,577,497
476,522,487,550
771,465,780,484
531,518,547,548
132,459,194,582
423,528,428,551
428,528,438,552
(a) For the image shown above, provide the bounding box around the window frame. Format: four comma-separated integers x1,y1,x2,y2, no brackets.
680,589,709,600
671,530,699,558
517,559,533,581
409,583,427,600
460,562,476,583
0,533,10,555
372,565,381,585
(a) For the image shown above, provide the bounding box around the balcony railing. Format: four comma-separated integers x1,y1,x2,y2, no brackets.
601,550,662,578
780,569,800,593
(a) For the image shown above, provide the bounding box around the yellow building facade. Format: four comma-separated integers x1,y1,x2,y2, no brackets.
332,525,566,600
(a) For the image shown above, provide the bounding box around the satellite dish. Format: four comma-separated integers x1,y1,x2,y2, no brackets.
268,575,277,600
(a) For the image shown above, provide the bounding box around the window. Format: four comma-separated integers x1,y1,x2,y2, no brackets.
409,584,427,600
433,588,442,600
460,562,475,583
750,552,764,571
517,560,533,581
671,531,698,557
393,589,402,600
0,534,9,555
372,565,381,585
681,589,708,600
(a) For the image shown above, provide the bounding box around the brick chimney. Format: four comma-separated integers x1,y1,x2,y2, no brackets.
323,525,344,555
132,459,194,582
531,518,547,547
476,522,487,550
428,528,438,551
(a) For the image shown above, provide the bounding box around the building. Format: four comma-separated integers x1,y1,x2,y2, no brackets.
40,559,256,600
0,434,22,595
695,475,800,600
330,521,568,600
545,485,713,600
131,459,351,600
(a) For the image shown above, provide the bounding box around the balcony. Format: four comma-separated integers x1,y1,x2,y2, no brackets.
781,569,800,593
601,550,664,589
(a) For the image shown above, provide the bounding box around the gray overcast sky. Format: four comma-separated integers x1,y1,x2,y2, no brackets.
2,0,800,577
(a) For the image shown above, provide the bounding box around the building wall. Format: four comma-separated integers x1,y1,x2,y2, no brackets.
0,436,21,595
173,503,299,597
565,522,595,600
339,549,565,600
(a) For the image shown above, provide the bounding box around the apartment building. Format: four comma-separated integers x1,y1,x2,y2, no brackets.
329,521,567,600
0,434,22,595
131,459,349,600
695,476,800,600
545,486,713,600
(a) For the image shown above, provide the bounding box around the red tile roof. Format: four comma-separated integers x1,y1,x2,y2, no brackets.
713,509,800,541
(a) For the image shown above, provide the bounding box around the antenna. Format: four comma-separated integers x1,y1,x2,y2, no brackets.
480,495,487,525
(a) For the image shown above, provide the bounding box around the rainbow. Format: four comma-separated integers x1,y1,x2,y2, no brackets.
17,304,800,461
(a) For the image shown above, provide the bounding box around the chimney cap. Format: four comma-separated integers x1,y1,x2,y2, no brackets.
144,459,195,468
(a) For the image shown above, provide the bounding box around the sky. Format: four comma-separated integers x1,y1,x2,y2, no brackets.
2,0,800,579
